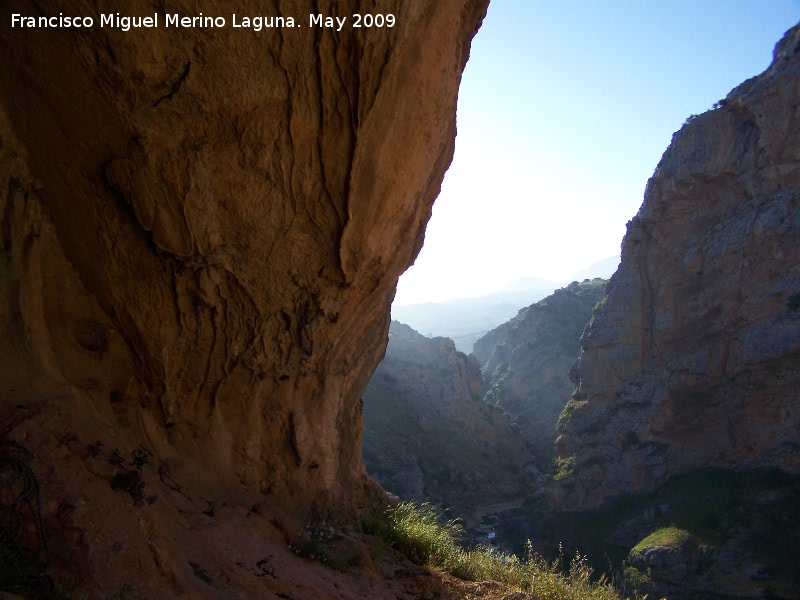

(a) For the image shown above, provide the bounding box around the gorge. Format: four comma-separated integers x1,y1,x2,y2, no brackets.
364,21,800,600
1,1,799,598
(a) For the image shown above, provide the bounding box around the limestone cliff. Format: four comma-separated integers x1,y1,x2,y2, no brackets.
552,24,800,511
0,0,488,596
362,321,534,525
474,279,607,471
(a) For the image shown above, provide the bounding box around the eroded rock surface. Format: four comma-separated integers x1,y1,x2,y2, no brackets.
551,24,800,511
0,0,488,596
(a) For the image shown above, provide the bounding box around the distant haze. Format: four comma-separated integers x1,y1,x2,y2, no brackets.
394,1,799,306
392,255,619,352
569,255,621,283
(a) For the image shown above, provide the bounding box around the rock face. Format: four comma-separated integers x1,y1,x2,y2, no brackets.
473,279,607,471
539,25,800,600
362,321,534,525
0,0,488,596
551,24,800,511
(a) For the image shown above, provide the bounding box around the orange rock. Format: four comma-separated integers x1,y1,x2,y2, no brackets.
0,0,489,596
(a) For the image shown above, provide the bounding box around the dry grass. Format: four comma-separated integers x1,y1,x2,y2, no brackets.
365,501,646,600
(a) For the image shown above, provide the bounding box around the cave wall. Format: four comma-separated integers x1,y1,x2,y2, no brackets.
0,0,488,594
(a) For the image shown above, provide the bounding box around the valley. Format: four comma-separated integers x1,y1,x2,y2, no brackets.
1,1,798,597
363,23,800,598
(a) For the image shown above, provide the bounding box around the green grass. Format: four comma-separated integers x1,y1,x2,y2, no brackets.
631,526,693,553
365,501,641,600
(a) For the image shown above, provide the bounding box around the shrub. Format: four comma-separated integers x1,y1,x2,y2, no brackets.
552,455,577,481
591,298,607,315
558,399,584,429
632,526,692,553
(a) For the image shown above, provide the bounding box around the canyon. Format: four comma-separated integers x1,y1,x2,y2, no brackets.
474,279,607,471
362,321,535,529
362,23,800,600
0,0,798,597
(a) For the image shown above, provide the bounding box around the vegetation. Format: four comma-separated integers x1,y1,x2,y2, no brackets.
557,398,584,429
364,501,641,600
631,526,693,553
510,467,800,593
294,538,349,573
591,298,607,315
552,455,577,481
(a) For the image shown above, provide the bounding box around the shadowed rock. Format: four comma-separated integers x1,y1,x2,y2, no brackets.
0,0,488,596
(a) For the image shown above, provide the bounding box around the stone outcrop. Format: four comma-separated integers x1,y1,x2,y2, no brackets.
551,24,800,511
362,321,534,526
612,468,800,600
473,279,607,471
0,0,488,596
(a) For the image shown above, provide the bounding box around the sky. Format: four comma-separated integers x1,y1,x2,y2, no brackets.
393,0,800,306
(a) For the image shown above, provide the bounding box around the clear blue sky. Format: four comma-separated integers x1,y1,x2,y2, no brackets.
394,0,800,305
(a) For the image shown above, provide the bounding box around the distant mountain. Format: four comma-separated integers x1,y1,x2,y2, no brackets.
391,258,621,353
493,277,562,294
361,321,536,525
473,279,607,471
569,255,620,281
391,280,561,353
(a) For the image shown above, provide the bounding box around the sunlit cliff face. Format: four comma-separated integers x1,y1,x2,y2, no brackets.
552,23,800,511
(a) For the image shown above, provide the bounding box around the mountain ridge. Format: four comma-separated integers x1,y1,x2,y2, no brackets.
474,279,608,472
392,256,619,352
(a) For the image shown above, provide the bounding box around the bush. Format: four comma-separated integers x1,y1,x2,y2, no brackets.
557,399,585,429
552,455,577,481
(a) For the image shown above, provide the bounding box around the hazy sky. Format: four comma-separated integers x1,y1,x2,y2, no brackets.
394,1,800,305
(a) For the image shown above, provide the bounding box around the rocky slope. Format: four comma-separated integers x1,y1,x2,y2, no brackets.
0,0,489,597
547,23,800,600
474,279,607,471
362,321,535,526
